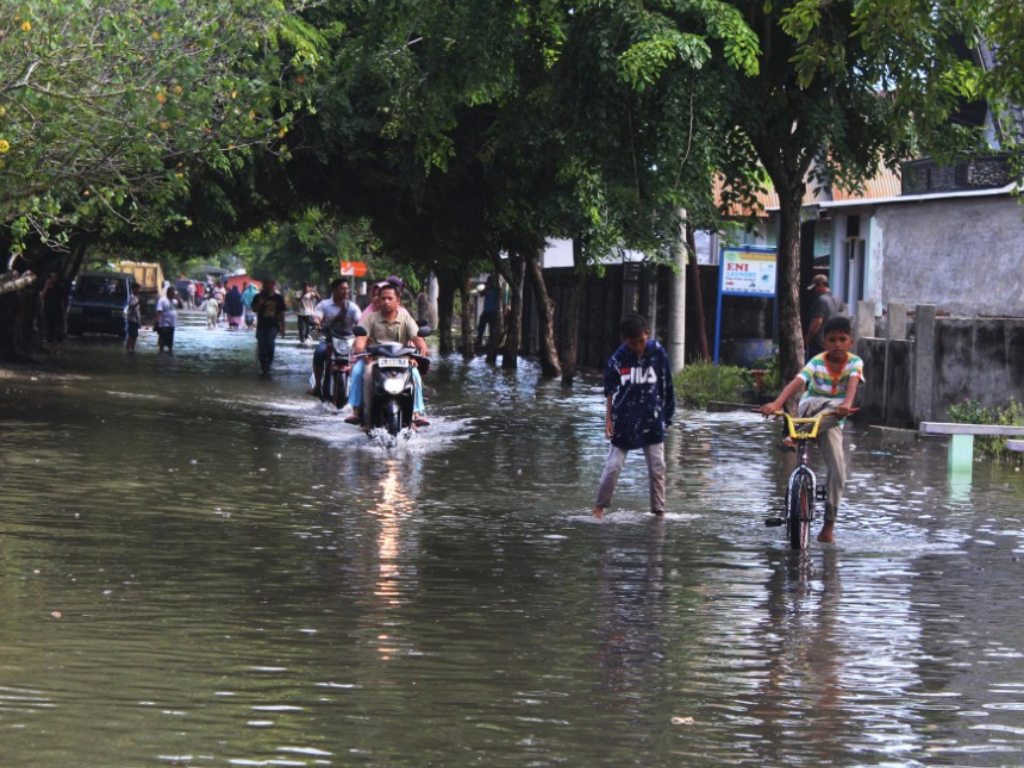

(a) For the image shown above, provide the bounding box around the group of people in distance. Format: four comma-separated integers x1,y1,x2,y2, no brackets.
198,281,260,331
305,274,430,428
143,278,285,367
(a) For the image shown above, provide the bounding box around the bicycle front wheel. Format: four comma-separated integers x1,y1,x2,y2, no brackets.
787,471,814,550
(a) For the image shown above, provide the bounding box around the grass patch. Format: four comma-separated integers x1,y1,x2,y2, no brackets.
948,398,1024,462
674,361,753,409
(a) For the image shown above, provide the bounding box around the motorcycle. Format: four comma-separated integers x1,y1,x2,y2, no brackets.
318,329,354,410
354,326,431,435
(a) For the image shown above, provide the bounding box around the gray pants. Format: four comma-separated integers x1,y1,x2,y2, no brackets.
595,442,666,514
799,397,847,522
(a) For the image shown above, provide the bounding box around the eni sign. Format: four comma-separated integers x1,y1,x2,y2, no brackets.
713,245,777,363
721,247,776,297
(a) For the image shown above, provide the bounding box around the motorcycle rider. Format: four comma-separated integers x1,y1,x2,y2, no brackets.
307,277,361,396
345,281,430,427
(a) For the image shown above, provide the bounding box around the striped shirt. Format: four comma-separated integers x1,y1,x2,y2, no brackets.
799,352,865,403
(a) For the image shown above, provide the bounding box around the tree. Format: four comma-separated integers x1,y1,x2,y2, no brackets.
711,0,986,384
0,0,318,254
544,0,759,382
975,0,1024,162
268,1,756,376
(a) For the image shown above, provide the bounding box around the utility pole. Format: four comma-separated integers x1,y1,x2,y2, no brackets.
667,215,688,374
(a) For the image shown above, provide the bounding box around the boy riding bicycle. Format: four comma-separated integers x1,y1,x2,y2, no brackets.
760,315,864,543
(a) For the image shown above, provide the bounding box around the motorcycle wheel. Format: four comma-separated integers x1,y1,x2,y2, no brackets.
332,371,349,410
384,400,403,436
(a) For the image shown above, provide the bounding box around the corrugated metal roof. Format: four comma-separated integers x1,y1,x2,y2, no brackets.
711,175,779,217
830,166,903,201
714,165,904,215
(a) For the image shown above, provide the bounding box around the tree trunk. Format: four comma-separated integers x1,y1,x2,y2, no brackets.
435,269,458,356
65,239,89,281
0,287,21,362
485,259,505,366
458,278,475,360
559,238,585,386
502,251,525,370
776,186,805,400
686,225,710,361
525,245,561,378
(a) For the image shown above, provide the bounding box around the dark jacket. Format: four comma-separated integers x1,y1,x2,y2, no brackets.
603,340,676,449
224,286,244,316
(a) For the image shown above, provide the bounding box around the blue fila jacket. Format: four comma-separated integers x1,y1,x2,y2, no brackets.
603,339,676,449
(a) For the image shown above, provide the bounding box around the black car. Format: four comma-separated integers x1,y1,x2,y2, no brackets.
66,271,134,337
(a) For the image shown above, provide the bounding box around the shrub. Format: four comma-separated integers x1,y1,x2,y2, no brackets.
948,398,1024,462
674,361,752,409
753,352,782,397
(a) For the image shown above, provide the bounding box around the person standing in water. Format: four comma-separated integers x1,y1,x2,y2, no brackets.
592,313,676,519
125,282,142,353
252,278,287,374
154,286,178,355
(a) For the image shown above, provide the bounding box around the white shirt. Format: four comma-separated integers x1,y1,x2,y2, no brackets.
156,297,178,328
313,298,360,334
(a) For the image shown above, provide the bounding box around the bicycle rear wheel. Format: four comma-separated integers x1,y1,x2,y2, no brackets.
787,471,814,550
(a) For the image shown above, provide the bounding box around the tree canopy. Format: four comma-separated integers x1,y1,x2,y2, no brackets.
4,0,1021,371
0,0,318,253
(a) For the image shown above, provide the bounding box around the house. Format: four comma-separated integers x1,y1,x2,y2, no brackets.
708,155,1022,321
713,155,1024,424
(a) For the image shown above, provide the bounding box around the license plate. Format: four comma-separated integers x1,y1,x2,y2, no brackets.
378,357,409,368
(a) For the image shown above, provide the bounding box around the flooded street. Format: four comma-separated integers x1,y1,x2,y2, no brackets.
2,315,1024,767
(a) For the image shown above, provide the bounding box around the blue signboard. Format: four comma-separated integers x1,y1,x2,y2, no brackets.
713,245,777,363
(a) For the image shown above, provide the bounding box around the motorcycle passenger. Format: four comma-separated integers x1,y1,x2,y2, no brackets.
307,277,361,397
345,282,430,427
359,280,385,323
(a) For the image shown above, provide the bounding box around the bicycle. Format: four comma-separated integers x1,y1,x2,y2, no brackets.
763,410,834,550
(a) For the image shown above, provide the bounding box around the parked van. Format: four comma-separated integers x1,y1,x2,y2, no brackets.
66,271,134,337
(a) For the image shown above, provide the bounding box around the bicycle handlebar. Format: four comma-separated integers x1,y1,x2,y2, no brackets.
761,408,858,440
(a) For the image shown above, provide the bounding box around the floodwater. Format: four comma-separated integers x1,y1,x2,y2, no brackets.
2,314,1023,768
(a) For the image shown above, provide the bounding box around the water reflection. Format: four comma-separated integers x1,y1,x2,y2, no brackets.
755,548,848,764
366,458,420,661
595,518,667,710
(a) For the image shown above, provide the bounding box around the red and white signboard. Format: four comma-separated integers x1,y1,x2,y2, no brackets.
339,261,368,277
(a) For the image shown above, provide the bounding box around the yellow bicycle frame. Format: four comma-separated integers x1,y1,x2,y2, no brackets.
772,410,826,441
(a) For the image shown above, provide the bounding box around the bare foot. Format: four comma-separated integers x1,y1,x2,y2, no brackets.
818,520,835,543
592,506,605,519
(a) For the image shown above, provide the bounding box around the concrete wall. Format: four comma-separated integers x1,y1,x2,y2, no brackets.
933,318,1024,418
874,196,1024,317
855,338,915,427
856,304,1024,426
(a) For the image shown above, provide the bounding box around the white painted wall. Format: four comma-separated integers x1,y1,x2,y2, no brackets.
875,196,1024,316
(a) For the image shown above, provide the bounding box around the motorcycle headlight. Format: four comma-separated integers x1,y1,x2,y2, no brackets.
383,377,405,396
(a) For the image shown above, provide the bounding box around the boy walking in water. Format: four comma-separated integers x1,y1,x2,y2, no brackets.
592,314,676,518
760,315,864,543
